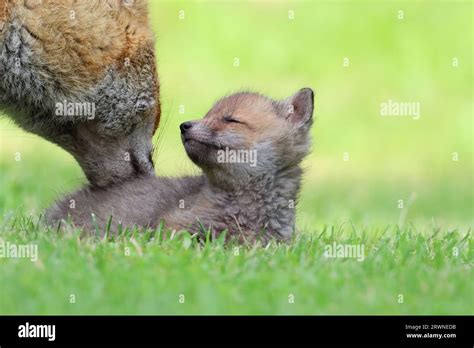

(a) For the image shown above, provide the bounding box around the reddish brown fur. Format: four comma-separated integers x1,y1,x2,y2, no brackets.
2,0,160,133
6,0,154,92
0,0,6,21
204,93,284,147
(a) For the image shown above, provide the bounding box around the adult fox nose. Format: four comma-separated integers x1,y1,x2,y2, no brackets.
180,122,193,134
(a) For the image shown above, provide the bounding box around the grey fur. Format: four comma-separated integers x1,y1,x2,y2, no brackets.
47,89,315,244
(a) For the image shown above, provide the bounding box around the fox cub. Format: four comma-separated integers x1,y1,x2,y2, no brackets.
47,88,314,243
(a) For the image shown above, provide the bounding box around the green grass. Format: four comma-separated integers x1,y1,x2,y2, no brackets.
0,216,471,315
0,1,472,314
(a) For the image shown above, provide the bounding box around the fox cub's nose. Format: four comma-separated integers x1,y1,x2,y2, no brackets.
180,122,193,134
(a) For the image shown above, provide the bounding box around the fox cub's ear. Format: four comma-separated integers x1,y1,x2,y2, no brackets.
279,88,314,124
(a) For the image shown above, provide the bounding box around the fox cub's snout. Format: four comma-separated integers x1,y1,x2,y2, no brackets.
180,88,314,178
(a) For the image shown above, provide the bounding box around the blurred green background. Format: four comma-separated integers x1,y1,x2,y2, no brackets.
1,0,472,230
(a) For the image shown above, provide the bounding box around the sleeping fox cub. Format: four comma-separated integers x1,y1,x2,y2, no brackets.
47,88,315,243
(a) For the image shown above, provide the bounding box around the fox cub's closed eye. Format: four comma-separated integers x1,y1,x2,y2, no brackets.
223,115,243,124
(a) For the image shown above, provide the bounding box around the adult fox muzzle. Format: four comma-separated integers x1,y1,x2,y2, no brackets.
0,0,160,187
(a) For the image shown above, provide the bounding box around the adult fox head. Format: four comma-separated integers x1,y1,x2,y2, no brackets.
0,0,160,188
180,88,314,187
